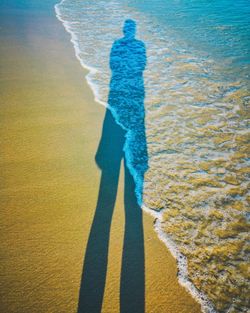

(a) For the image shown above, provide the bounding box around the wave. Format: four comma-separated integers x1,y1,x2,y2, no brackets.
54,2,216,312
55,1,249,312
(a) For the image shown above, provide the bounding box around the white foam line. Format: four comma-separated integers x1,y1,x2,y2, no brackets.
54,2,217,312
142,203,217,313
55,0,108,109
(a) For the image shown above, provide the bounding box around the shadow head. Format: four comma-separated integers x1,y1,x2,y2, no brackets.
123,19,136,39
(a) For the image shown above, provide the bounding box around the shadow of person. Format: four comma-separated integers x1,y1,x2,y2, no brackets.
77,19,147,313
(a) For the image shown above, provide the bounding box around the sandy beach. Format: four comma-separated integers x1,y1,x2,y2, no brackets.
0,1,202,312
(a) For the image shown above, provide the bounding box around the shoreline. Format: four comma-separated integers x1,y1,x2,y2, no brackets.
55,2,215,312
1,1,202,312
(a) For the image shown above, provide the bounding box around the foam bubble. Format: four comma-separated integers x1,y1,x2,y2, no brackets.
55,1,250,312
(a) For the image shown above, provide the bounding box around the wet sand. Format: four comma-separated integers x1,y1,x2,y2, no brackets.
0,1,202,312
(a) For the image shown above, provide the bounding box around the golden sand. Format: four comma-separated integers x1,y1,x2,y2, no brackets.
0,5,201,313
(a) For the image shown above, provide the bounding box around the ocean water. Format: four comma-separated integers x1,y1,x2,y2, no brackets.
55,1,250,312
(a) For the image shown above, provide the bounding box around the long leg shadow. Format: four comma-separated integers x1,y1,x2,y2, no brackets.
77,19,147,313
77,110,124,313
120,162,145,313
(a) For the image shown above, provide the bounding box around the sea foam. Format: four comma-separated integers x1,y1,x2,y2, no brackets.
55,1,250,312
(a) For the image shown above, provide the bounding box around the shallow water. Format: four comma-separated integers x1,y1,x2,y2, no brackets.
55,1,250,312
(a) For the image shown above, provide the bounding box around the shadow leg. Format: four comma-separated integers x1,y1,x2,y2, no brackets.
77,167,120,313
120,163,145,313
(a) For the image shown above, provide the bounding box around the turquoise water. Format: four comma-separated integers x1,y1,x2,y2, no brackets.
55,1,250,312
128,0,250,72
